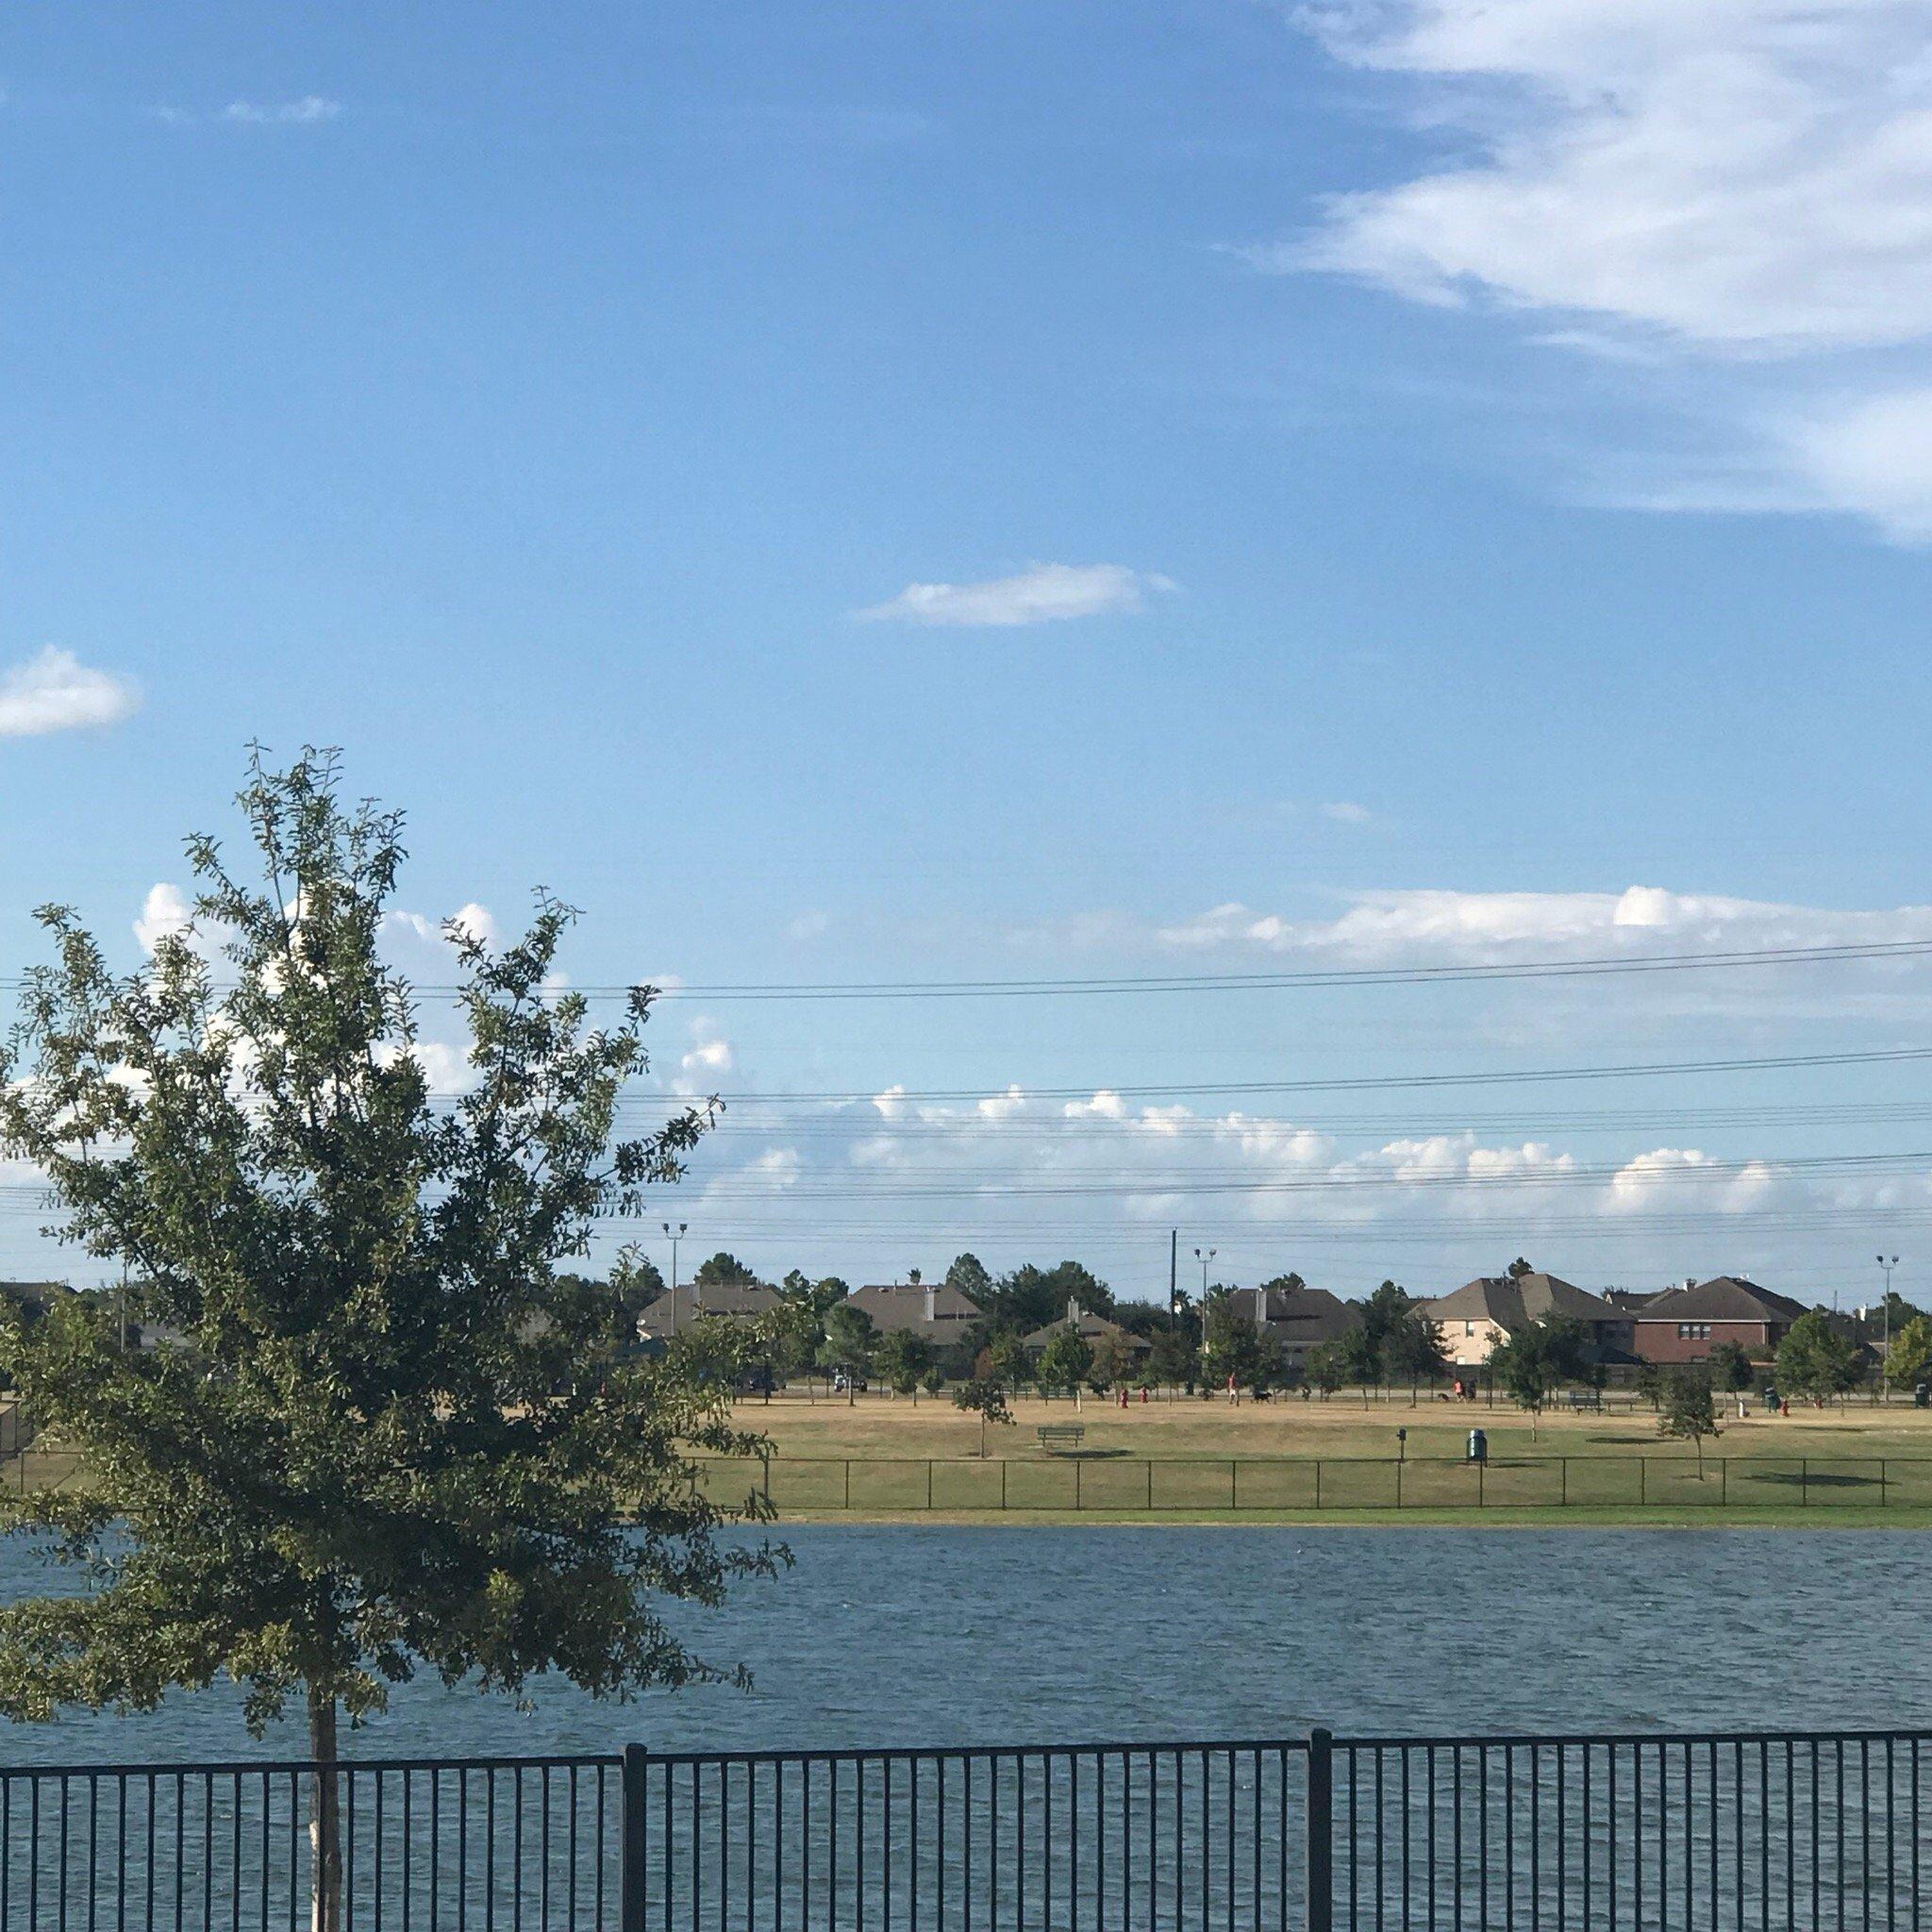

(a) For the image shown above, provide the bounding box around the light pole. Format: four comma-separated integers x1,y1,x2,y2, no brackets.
663,1222,687,1336
1878,1253,1899,1398
1194,1246,1216,1300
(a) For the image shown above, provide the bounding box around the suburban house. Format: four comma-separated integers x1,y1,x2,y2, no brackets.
1214,1283,1361,1372
1626,1277,1807,1364
847,1279,984,1342
1418,1272,1633,1368
1020,1298,1148,1357
634,1278,782,1344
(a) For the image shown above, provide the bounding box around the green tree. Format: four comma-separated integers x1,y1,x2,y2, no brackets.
1775,1311,1862,1405
1304,1341,1347,1398
874,1330,935,1401
818,1302,877,1404
1357,1279,1415,1369
921,1364,946,1398
1145,1327,1198,1394
1657,1367,1721,1474
1707,1340,1754,1393
609,1242,668,1327
1335,1325,1381,1402
693,1252,758,1291
1037,1324,1093,1397
982,1328,1029,1392
1200,1291,1281,1395
1507,1257,1534,1279
1088,1329,1138,1392
990,1260,1112,1332
1489,1317,1590,1437
1884,1314,1932,1391
0,752,773,1931
944,1252,994,1304
1383,1312,1451,1404
953,1377,1013,1457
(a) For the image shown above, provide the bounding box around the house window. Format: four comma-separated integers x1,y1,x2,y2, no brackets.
1464,1322,1474,1336
1676,1323,1710,1341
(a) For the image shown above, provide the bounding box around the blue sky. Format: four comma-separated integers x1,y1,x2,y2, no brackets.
5,1,1932,1305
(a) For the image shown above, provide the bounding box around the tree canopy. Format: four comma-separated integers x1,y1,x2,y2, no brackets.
1775,1311,1863,1403
0,752,774,1927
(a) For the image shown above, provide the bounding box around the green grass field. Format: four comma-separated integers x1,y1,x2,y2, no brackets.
702,1387,1932,1526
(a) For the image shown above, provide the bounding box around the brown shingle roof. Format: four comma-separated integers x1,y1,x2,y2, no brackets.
1419,1272,1620,1331
1218,1285,1362,1347
635,1280,781,1339
847,1282,984,1334
1631,1277,1807,1324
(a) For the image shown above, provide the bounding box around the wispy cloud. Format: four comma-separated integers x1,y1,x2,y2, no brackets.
1319,801,1374,824
0,647,140,740
1278,0,1932,539
856,562,1177,627
222,96,341,126
1151,883,1932,962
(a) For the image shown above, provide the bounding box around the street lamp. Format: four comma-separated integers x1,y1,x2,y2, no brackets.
1194,1246,1216,1301
663,1222,687,1336
1878,1253,1900,1398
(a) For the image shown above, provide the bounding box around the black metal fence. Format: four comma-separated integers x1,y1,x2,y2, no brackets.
1,1726,1924,1927
694,1453,1932,1514
0,1755,622,1928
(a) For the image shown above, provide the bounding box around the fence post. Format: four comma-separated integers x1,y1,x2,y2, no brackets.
1146,1458,1154,1511
1307,1729,1334,1932
1802,1457,1808,1506
622,1743,648,1932
1230,1458,1238,1511
844,1459,851,1510
1560,1457,1568,1507
1314,1459,1322,1511
1075,1459,1083,1511
1001,1460,1008,1510
927,1458,934,1510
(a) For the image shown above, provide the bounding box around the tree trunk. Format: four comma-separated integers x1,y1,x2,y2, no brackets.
308,1688,343,1932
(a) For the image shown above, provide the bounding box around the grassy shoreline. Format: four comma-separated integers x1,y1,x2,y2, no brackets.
769,1504,1932,1528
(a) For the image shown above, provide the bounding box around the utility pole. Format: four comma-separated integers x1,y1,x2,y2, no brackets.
663,1222,687,1337
1169,1230,1178,1328
1878,1253,1899,1398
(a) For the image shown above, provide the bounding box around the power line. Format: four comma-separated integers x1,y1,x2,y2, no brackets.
10,934,1932,1005
455,1043,1932,1108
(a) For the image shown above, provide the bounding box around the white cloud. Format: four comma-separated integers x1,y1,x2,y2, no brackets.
787,910,831,941
1152,883,1932,962
0,647,140,739
224,96,341,125
856,563,1177,627
1319,801,1374,824
1283,0,1932,536
134,883,194,955
681,1039,734,1077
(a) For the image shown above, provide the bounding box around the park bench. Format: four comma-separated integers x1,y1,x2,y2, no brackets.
1567,1391,1603,1411
1037,1424,1086,1455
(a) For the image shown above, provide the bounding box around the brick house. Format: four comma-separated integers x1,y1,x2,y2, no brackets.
1626,1276,1807,1365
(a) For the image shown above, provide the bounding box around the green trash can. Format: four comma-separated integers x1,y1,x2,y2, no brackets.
1467,1427,1488,1463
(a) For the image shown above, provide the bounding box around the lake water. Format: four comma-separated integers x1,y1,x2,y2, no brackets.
0,1525,1925,1766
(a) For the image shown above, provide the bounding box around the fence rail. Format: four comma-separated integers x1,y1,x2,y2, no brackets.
1,1725,1924,1927
691,1453,1932,1515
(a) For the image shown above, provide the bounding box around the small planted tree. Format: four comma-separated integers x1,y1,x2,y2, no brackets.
1146,1327,1198,1396
0,752,774,1932
1884,1315,1932,1392
1304,1341,1346,1399
1037,1324,1093,1399
874,1330,935,1402
1657,1367,1721,1475
818,1302,877,1405
1707,1340,1755,1394
1489,1316,1590,1438
1776,1310,1862,1406
1383,1312,1451,1406
953,1377,1013,1457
